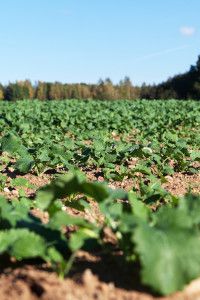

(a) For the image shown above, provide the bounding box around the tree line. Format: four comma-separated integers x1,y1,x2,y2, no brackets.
0,56,200,101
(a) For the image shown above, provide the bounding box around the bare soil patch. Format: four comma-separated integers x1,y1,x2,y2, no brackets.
163,172,200,196
1,261,200,300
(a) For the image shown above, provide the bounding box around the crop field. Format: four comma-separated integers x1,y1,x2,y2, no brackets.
0,99,200,300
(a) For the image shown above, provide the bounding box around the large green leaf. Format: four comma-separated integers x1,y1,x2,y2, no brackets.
133,205,200,295
1,133,24,154
15,157,34,173
0,229,46,259
1,133,34,173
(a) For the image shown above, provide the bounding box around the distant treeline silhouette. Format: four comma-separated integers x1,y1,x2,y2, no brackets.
0,56,200,101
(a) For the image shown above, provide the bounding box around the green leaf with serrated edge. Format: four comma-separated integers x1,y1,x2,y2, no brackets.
128,191,150,221
11,178,30,188
0,229,46,260
179,194,200,226
1,133,34,173
15,157,34,173
1,133,24,154
132,202,200,295
132,165,152,176
190,151,200,161
133,222,200,295
0,197,29,227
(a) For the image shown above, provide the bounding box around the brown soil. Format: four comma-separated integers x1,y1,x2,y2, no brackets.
82,166,200,195
163,172,200,196
1,263,200,300
1,165,199,199
0,167,53,199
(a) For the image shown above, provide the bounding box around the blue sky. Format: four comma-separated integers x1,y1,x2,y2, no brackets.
0,0,199,85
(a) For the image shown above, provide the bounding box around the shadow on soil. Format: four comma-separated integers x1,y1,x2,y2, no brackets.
69,252,156,295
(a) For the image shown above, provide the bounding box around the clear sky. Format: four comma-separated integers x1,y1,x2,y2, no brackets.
0,0,199,85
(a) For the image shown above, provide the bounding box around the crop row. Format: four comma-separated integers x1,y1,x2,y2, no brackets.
0,99,199,296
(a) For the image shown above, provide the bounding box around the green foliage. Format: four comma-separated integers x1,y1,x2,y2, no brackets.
1,133,34,173
0,229,46,259
35,173,200,295
0,184,99,276
0,100,199,177
0,99,199,296
132,195,200,295
0,170,200,295
11,177,34,189
0,174,7,191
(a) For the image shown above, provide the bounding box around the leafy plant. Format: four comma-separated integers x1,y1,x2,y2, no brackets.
0,99,199,296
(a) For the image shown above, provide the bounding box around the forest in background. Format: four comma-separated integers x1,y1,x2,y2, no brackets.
0,55,200,101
